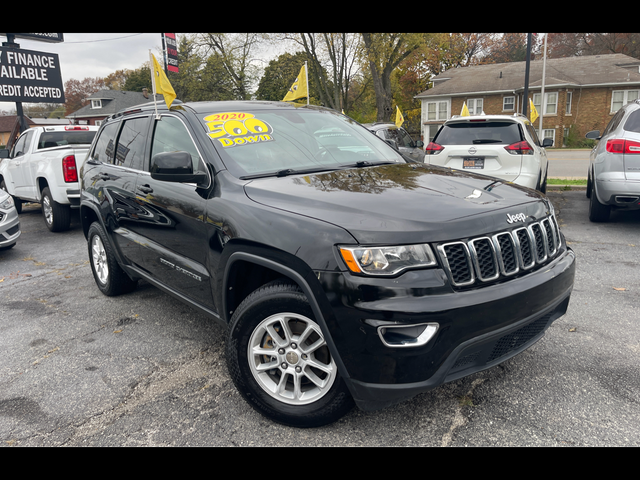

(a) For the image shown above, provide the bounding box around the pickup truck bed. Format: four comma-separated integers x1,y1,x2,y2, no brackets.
0,125,98,231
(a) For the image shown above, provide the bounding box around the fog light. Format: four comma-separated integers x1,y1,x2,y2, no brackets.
373,322,439,348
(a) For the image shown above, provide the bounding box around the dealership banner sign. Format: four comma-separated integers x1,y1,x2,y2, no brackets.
0,46,65,103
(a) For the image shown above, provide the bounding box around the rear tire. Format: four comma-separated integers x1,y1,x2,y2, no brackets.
41,187,70,232
87,222,138,296
226,280,354,427
588,181,611,222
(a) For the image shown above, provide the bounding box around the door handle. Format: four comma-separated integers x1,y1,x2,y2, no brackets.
137,184,153,194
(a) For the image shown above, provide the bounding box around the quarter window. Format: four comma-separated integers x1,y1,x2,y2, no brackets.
115,117,150,170
91,122,119,164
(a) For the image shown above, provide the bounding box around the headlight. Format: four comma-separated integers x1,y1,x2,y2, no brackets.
338,244,437,276
0,196,14,210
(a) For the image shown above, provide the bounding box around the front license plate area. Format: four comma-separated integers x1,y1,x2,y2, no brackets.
463,157,485,169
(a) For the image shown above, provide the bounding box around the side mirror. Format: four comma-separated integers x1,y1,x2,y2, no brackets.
415,140,424,148
542,138,553,148
0,149,10,159
585,130,601,140
150,151,207,184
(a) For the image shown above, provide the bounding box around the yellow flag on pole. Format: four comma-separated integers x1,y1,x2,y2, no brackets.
529,98,539,123
150,53,177,110
461,102,470,116
283,64,308,102
395,106,404,128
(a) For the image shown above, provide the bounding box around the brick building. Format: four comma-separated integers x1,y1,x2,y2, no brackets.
415,54,640,148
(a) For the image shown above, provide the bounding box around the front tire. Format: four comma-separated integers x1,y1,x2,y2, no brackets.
41,187,70,232
87,222,138,296
1,179,21,214
226,281,354,428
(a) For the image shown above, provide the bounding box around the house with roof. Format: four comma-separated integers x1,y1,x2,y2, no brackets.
415,53,640,148
66,89,154,126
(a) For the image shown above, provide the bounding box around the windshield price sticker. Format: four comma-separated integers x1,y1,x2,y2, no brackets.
204,112,274,148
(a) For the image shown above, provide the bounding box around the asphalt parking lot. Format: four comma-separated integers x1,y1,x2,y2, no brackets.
1,189,639,447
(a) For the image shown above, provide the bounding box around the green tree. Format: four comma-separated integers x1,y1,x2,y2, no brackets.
123,64,152,93
255,51,322,104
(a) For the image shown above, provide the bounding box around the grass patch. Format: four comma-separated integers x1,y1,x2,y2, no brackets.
548,178,587,185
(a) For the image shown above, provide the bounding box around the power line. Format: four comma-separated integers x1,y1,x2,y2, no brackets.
62,33,146,44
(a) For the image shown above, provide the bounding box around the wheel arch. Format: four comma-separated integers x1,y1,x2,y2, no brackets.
221,250,352,384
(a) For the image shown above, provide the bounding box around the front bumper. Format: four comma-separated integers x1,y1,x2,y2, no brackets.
0,208,21,248
317,246,575,411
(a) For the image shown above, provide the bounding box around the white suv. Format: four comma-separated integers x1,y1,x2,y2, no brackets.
425,114,553,192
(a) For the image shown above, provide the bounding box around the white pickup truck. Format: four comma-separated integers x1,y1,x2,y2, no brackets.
0,125,98,232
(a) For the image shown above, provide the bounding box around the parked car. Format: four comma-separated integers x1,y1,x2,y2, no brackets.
80,100,575,427
0,125,98,231
0,187,20,250
364,122,425,162
424,114,553,192
585,99,640,222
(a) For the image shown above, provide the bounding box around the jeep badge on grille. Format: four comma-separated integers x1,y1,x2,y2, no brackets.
506,213,527,224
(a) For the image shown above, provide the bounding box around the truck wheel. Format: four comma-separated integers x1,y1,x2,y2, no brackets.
226,280,354,428
87,222,138,296
0,180,21,214
41,187,71,232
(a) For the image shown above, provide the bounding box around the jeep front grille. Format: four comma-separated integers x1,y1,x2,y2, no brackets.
437,215,561,288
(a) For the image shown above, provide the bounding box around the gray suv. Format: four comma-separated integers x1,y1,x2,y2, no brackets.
585,99,640,222
364,123,425,162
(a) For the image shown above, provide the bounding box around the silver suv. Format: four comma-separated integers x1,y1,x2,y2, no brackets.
585,99,640,222
425,114,553,192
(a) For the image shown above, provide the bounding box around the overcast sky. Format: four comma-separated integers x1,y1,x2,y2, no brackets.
1,32,284,114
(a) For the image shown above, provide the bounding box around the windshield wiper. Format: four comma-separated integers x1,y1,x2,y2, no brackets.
239,166,341,180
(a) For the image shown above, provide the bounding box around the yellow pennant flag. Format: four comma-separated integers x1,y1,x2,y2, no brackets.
283,64,308,102
529,98,539,123
461,102,470,116
150,53,177,109
395,106,404,128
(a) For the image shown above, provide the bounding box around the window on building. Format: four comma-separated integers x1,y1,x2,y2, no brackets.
611,90,639,112
427,101,449,121
467,98,483,115
91,99,102,109
533,93,557,115
503,96,515,111
542,129,555,147
565,92,572,115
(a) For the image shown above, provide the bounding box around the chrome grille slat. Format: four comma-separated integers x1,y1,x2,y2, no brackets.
438,215,562,288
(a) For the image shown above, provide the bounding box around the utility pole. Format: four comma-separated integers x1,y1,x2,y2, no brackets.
522,33,532,118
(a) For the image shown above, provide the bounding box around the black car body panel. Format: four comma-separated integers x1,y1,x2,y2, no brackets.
80,100,575,421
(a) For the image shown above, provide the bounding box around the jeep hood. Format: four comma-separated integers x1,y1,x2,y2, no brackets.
243,163,550,244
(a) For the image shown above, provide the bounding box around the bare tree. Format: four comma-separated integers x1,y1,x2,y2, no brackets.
195,33,264,100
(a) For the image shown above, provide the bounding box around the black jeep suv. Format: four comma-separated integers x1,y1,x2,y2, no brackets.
80,100,575,427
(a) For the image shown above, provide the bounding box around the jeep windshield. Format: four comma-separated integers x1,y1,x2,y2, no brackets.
434,120,522,145
198,107,405,179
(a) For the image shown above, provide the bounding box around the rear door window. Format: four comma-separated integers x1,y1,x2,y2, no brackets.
623,109,640,133
434,121,522,145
